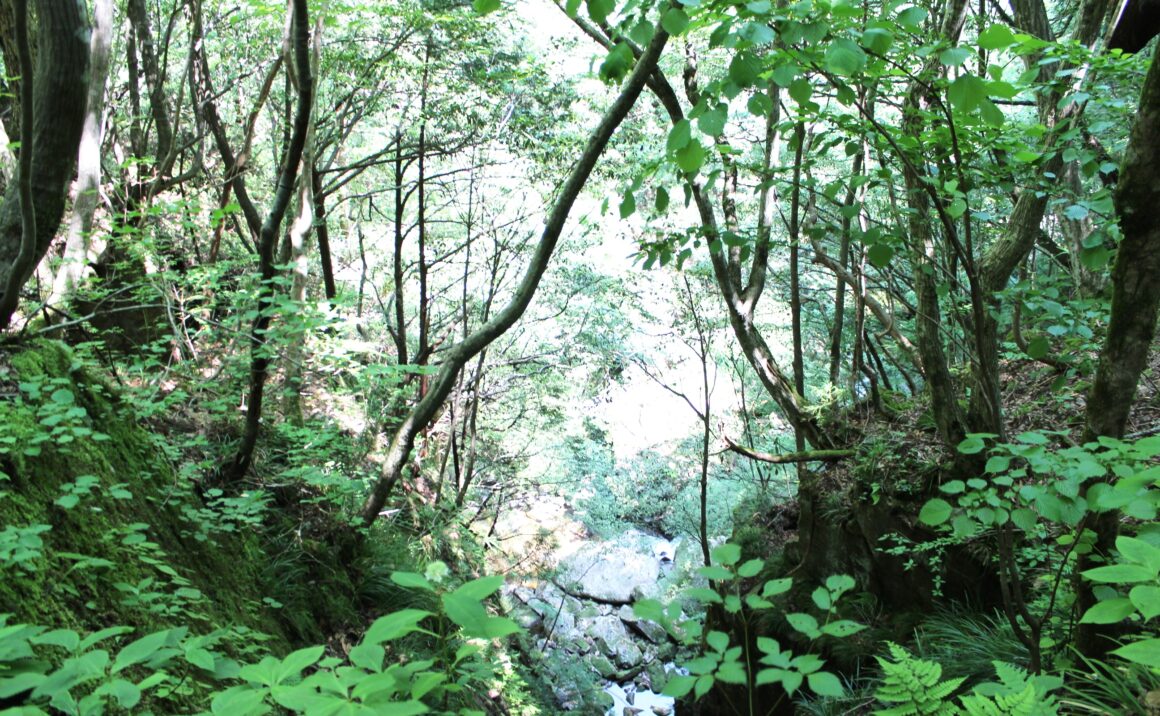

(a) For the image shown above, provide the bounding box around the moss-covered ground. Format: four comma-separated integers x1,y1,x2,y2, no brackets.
0,339,359,653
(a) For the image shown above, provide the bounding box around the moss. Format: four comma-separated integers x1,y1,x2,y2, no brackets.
0,340,303,650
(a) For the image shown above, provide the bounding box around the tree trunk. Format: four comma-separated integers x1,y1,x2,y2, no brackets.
1077,39,1160,659
221,0,314,483
0,0,89,325
359,20,673,527
46,0,113,311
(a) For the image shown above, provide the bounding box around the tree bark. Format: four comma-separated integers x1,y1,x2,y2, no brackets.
1077,39,1160,659
46,0,113,310
221,0,314,484
0,0,88,326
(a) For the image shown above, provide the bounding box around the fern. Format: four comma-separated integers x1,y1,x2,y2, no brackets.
874,642,965,716
961,661,1059,716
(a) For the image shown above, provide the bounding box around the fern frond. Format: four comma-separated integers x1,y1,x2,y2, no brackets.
874,642,964,716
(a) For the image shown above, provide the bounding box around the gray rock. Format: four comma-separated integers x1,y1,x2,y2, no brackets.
557,543,660,604
627,618,669,645
586,616,644,668
590,654,617,678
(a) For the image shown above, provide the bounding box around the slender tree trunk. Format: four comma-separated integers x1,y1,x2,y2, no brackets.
222,0,314,484
788,122,806,453
313,169,336,300
359,20,673,526
282,20,321,428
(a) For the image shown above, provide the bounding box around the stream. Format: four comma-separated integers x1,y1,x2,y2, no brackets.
490,497,687,715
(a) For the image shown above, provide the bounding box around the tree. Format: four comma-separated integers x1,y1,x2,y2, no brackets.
0,0,89,327
358,8,675,526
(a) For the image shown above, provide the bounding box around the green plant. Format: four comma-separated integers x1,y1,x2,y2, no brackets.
917,432,1160,671
210,563,522,715
874,642,966,715
632,542,862,713
0,616,208,714
873,643,1060,715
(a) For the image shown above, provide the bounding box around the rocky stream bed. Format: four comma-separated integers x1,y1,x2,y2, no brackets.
493,503,690,716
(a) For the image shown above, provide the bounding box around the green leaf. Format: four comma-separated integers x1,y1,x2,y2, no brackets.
1011,508,1038,532
655,187,669,212
364,609,432,644
948,74,988,113
958,435,989,454
1118,536,1160,573
472,0,501,14
786,613,819,637
32,629,80,651
812,587,831,610
662,674,697,697
389,572,435,592
939,47,971,66
675,142,704,175
698,106,727,137
667,119,692,153
807,670,845,697
1112,638,1160,668
1130,585,1160,619
442,592,490,637
919,498,954,526
1026,336,1050,359
706,630,729,653
771,64,798,87
729,51,761,87
897,6,928,29
619,192,636,218
825,38,866,76
686,587,723,604
1082,564,1156,584
586,0,614,25
1080,597,1135,624
763,577,792,597
277,645,325,683
867,244,893,268
599,42,633,82
820,620,865,637
748,92,773,116
861,27,893,53
662,8,690,35
211,685,268,715
113,630,175,674
737,559,764,578
712,542,742,566
694,674,715,699
978,24,1017,50
698,565,733,581
788,78,813,104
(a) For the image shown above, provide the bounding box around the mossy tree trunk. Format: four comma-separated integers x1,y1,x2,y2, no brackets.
0,0,88,326
1077,39,1160,659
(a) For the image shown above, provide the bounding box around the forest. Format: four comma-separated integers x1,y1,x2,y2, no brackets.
1,0,1159,712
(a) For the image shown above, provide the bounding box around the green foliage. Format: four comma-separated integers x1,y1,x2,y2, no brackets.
874,642,967,715
874,644,1059,715
631,542,862,710
205,565,522,714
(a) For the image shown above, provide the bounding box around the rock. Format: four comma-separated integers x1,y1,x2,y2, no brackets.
557,543,660,604
511,606,541,631
590,654,617,678
586,615,644,668
634,619,669,644
645,661,668,694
